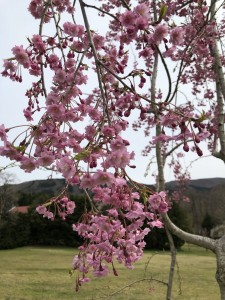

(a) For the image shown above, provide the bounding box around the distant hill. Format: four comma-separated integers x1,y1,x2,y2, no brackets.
166,178,225,234
9,178,84,196
3,177,225,234
167,177,225,190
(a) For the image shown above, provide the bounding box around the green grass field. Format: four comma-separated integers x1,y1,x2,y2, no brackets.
0,244,219,300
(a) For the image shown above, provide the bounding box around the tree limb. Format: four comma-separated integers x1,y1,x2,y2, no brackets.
162,212,216,252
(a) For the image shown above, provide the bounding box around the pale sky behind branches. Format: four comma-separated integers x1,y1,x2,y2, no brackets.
0,1,224,184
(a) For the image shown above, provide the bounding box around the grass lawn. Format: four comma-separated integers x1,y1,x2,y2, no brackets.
0,244,219,300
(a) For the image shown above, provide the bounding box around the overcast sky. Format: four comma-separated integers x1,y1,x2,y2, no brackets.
0,1,224,184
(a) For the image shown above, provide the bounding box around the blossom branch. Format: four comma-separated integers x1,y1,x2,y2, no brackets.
84,2,120,22
155,45,172,103
50,1,66,64
79,0,111,125
38,2,51,98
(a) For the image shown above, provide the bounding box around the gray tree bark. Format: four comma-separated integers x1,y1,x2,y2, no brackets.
215,236,225,300
162,212,225,299
160,1,225,298
165,227,177,300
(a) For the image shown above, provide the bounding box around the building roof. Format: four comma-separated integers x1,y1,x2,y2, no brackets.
9,206,30,214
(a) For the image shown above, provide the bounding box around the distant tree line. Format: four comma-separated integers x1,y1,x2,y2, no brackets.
0,194,86,249
0,191,191,250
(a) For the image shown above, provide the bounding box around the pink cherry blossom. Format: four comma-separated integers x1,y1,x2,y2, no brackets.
119,11,136,28
110,137,125,151
46,104,66,119
29,63,41,76
85,125,96,141
93,265,109,277
12,45,30,68
53,69,67,84
134,3,150,19
47,54,60,70
87,107,102,121
149,220,164,228
31,34,46,53
92,170,115,186
43,210,54,220
93,34,105,50
20,157,37,172
135,16,149,30
2,60,16,75
102,126,115,137
152,24,168,43
28,0,50,22
148,191,168,212
23,107,33,121
170,27,184,46
0,124,7,142
63,22,85,38
56,156,76,180
36,205,47,215
66,201,76,214
80,174,94,189
0,143,21,160
37,151,55,167
104,149,131,169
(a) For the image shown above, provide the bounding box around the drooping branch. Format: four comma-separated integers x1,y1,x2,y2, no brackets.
50,1,66,64
79,0,111,125
38,2,50,98
155,45,172,103
162,212,216,252
84,2,120,22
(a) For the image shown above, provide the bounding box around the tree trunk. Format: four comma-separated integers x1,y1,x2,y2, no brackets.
165,227,177,300
216,236,225,300
209,0,225,163
162,212,225,299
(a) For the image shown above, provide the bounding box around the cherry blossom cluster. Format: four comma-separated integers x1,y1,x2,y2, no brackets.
1,0,224,287
36,196,75,220
70,183,168,288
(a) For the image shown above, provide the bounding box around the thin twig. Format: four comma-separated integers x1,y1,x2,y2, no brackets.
84,188,99,213
155,46,172,103
99,277,168,299
50,1,66,64
84,2,120,22
79,0,111,125
38,1,50,98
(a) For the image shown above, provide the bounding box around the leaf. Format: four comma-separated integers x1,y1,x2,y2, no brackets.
140,186,149,204
74,149,91,161
14,145,26,153
196,110,207,123
158,4,168,23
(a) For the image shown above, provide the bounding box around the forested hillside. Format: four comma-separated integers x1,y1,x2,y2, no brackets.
3,177,225,235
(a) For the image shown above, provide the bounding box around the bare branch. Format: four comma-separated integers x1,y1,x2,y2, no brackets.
100,277,168,298
162,212,216,252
